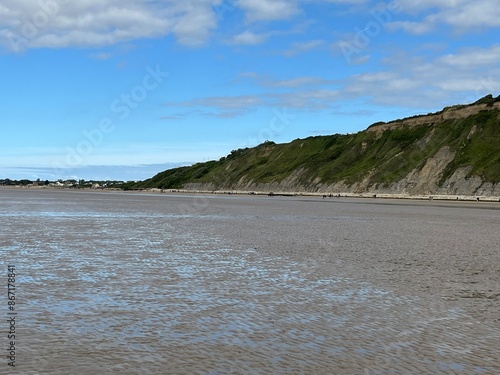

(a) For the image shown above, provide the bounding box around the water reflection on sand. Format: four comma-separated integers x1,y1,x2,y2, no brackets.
1,189,499,374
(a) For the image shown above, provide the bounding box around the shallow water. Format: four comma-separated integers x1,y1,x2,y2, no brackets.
1,188,499,374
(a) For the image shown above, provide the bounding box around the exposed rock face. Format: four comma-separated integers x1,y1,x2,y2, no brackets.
437,168,500,196
366,146,457,195
183,143,498,196
182,168,500,196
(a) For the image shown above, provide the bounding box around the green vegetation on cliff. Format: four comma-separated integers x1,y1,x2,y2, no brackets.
122,95,500,191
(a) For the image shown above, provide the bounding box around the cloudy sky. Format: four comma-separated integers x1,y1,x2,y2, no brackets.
1,0,499,181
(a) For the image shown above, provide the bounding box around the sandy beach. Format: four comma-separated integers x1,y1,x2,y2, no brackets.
197,194,500,317
1,188,499,374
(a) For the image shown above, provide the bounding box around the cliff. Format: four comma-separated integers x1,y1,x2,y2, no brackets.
123,95,500,196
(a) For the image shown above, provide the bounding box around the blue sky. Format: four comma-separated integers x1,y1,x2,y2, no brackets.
1,0,499,181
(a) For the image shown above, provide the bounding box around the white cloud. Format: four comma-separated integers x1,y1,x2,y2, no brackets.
343,44,500,107
301,0,369,6
230,30,268,45
265,76,334,88
164,84,341,117
388,0,500,33
172,43,500,115
386,21,434,35
433,0,500,29
235,72,336,88
164,94,265,117
393,0,466,13
438,45,500,68
283,39,324,56
274,89,341,109
90,52,113,60
236,0,300,22
0,0,221,51
0,0,308,51
165,50,498,115
191,95,264,109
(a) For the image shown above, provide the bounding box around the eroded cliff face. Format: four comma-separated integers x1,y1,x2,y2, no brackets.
181,165,500,196
130,95,500,196
437,168,500,196
181,141,499,196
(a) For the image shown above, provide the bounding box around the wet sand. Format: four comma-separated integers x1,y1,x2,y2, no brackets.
1,188,499,374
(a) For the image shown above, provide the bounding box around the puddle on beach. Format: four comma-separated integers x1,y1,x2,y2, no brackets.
1,189,499,374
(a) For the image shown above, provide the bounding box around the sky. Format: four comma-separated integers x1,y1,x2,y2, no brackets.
1,0,499,181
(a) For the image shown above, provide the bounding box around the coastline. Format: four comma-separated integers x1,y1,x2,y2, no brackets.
3,185,500,203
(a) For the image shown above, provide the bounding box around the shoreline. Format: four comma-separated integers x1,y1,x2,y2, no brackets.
3,185,500,203
4,188,500,372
